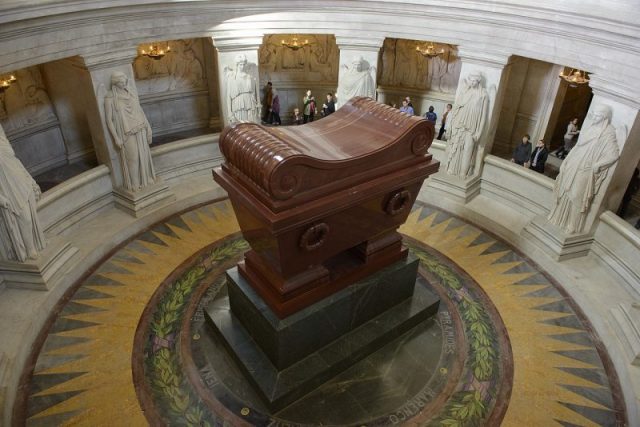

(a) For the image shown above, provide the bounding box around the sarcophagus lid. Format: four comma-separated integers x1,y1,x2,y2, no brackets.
219,97,435,212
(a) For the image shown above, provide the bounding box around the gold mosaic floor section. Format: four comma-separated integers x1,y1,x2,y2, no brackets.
19,200,624,426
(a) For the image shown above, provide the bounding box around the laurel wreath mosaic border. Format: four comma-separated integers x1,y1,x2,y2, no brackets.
137,235,510,426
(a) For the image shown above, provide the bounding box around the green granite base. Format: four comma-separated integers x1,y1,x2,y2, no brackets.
205,253,440,411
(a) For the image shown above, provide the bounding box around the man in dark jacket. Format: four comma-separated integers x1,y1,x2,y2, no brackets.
322,93,335,117
526,139,549,174
511,134,532,166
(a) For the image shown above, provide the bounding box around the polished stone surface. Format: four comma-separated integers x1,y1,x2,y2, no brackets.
221,255,420,369
206,262,439,410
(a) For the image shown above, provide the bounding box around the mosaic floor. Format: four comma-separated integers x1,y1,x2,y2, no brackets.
16,200,625,426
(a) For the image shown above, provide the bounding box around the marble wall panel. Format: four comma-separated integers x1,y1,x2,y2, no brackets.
140,90,210,136
9,121,66,175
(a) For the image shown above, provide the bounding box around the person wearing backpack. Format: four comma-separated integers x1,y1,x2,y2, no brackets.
425,105,437,123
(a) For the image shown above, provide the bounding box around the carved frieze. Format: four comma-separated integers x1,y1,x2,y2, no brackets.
133,39,207,95
258,34,339,84
0,66,57,135
378,38,461,93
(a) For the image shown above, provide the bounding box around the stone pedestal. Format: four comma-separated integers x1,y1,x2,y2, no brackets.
522,215,594,260
206,254,439,410
113,180,175,218
0,241,78,291
426,171,481,204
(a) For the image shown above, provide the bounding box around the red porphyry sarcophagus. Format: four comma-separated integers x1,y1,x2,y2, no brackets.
213,97,439,318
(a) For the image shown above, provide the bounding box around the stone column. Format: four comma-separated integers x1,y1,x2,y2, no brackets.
212,35,263,127
524,74,640,259
202,38,222,131
80,49,175,217
335,36,384,108
427,48,511,202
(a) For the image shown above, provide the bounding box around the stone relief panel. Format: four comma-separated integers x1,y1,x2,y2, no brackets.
0,66,57,135
133,39,207,95
258,35,339,84
378,38,461,93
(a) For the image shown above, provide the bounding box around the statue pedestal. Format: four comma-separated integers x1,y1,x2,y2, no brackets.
205,254,440,411
523,215,594,261
0,241,78,291
113,180,175,218
426,172,481,204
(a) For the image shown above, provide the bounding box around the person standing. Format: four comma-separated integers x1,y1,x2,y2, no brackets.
438,104,452,140
526,139,549,174
560,118,580,159
270,88,281,125
322,93,335,117
399,99,414,115
303,89,316,123
511,134,532,166
425,105,437,123
262,81,273,123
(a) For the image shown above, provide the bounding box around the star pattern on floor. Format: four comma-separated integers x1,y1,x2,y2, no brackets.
400,204,624,426
18,200,625,426
23,202,239,426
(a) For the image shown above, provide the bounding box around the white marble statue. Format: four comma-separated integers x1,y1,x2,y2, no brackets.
445,73,490,178
223,54,260,123
104,71,157,192
548,104,620,234
337,56,376,104
0,125,46,262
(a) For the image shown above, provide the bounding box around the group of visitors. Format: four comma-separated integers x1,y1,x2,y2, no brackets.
301,90,336,124
261,85,336,126
510,134,549,174
397,97,453,141
508,117,583,175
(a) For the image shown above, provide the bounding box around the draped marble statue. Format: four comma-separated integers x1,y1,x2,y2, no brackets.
0,125,46,262
337,56,376,104
445,73,489,178
105,71,157,192
548,104,620,234
223,54,260,123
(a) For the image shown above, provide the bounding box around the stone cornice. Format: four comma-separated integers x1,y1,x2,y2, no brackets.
588,74,640,110
211,34,264,52
457,47,511,69
81,48,139,71
335,35,385,51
